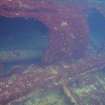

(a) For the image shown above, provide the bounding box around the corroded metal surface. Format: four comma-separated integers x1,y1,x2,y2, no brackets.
0,0,89,64
0,0,105,105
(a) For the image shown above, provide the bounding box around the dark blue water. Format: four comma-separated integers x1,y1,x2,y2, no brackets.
0,17,49,50
88,9,105,52
0,17,49,75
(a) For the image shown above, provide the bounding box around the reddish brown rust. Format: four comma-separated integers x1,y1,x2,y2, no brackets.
0,0,89,64
0,0,105,105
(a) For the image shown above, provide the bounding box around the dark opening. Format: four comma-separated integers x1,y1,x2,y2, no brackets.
88,8,105,52
0,17,49,75
0,16,49,75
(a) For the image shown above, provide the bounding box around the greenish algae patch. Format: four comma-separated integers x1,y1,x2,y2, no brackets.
23,90,73,105
74,84,96,96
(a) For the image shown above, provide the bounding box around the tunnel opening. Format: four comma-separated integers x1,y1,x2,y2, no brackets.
0,16,49,75
87,8,105,54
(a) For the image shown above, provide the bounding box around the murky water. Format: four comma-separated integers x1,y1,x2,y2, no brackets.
0,0,105,105
0,17,49,75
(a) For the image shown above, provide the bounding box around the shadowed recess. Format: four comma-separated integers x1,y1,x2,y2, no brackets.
0,16,49,63
88,8,105,52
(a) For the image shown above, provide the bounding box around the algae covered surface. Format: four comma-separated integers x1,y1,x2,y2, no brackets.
70,68,105,104
25,92,66,105
12,89,74,105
